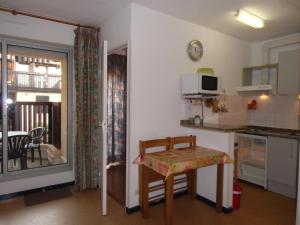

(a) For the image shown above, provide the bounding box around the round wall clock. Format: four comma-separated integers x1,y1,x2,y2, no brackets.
187,40,203,61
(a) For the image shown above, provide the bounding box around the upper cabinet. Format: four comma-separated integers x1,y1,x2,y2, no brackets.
278,49,300,95
236,64,278,95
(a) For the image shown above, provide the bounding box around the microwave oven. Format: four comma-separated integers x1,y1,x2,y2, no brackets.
181,73,221,95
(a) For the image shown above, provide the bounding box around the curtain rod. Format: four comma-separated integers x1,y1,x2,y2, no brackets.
0,6,100,32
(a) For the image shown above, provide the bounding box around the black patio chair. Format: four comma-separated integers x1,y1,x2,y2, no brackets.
28,127,46,165
8,135,32,170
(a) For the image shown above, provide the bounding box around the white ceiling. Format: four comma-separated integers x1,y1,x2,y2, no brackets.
0,0,299,42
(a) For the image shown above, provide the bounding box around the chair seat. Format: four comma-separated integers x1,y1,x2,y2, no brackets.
27,143,39,148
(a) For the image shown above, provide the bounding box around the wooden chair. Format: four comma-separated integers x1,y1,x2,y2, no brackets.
170,135,196,149
139,137,171,216
170,135,197,198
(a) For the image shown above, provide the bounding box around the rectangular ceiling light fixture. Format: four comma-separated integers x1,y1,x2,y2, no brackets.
235,9,264,29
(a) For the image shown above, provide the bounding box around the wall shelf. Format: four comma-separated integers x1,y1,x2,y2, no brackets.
237,64,278,95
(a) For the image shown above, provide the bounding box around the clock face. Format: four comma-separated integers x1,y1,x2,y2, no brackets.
187,40,203,61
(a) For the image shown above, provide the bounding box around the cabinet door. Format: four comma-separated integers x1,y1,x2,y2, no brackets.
278,49,300,95
267,137,298,187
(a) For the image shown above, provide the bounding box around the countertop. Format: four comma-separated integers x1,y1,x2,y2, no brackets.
236,126,300,140
180,120,300,140
180,120,245,132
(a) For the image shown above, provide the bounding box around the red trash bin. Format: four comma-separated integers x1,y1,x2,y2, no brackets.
232,182,242,209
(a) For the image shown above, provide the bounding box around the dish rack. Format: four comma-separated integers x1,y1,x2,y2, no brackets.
235,133,268,188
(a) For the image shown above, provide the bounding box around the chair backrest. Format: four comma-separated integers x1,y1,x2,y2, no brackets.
139,137,171,154
170,135,196,149
7,135,31,160
29,127,46,144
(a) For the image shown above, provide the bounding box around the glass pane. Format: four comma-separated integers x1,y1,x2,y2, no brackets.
0,43,2,174
6,45,68,172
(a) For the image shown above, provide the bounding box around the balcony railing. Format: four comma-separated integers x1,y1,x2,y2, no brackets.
8,71,61,92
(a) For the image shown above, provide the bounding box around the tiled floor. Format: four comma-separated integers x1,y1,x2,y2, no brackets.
0,182,296,225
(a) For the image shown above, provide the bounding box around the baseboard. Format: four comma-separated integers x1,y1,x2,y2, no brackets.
126,192,233,214
0,181,75,201
196,194,233,214
126,205,140,214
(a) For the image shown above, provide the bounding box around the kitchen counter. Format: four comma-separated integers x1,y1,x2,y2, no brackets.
180,120,245,132
180,120,300,139
237,126,300,140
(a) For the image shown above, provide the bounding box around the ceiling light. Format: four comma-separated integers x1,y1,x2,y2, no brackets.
235,9,265,29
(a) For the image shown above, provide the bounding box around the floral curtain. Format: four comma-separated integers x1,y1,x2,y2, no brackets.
107,54,127,164
74,27,100,191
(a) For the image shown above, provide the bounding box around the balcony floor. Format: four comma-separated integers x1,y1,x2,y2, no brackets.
0,145,66,173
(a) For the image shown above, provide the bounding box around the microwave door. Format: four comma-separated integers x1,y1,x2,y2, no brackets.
201,75,218,91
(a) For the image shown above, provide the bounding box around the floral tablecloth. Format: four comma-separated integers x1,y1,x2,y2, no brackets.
134,146,232,178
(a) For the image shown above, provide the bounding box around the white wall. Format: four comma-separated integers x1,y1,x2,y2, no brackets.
101,5,131,52
251,42,265,66
0,12,75,195
127,3,252,208
0,12,74,45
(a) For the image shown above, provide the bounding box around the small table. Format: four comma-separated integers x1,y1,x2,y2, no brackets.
136,146,232,225
0,131,29,140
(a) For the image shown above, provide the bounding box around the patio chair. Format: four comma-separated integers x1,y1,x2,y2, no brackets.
8,135,32,170
28,127,46,165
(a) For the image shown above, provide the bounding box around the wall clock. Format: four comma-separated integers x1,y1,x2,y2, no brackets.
187,40,203,61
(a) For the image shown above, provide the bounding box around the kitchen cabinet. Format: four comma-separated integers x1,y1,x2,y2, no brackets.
267,137,298,198
242,64,278,87
278,49,300,95
236,64,278,94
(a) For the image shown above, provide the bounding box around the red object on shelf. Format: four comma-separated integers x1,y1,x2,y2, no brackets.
247,99,257,110
232,182,243,209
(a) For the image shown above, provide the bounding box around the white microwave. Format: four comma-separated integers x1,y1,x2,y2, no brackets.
181,73,221,95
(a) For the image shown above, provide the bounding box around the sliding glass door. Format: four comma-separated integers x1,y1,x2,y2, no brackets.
0,36,73,177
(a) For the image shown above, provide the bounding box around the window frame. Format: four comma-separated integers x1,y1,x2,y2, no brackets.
0,35,74,181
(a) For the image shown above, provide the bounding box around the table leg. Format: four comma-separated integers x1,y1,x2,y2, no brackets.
216,163,224,213
140,165,149,218
187,170,197,199
165,174,174,225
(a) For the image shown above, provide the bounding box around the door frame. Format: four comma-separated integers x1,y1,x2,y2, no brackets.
101,40,108,215
107,41,131,210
